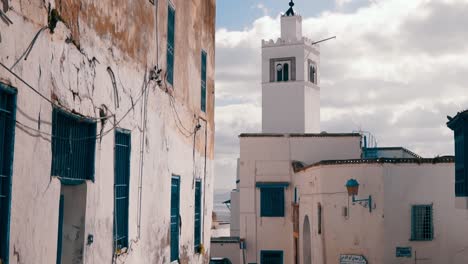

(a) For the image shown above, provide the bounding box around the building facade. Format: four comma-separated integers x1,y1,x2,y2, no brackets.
0,0,215,263
211,2,468,264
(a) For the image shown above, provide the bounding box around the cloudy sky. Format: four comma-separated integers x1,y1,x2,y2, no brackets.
213,0,468,190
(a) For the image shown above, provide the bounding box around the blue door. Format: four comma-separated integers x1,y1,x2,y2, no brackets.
56,195,64,264
261,250,283,264
171,176,180,261
0,84,17,264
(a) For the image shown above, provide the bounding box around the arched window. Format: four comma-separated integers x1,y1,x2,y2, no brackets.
283,63,289,81
276,63,283,82
309,64,316,84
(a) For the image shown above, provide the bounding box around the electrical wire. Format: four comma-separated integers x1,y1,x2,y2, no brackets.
11,77,151,141
10,26,49,70
0,62,115,121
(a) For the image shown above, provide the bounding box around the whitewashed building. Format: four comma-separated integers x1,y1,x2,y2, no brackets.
0,0,215,263
211,2,468,264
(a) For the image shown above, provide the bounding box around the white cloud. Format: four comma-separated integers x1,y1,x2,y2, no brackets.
214,0,468,189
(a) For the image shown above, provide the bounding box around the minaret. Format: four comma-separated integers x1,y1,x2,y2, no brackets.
261,0,320,133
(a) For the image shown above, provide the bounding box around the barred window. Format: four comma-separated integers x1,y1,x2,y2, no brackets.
411,205,433,241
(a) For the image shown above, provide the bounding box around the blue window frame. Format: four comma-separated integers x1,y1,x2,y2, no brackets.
259,186,285,217
166,4,176,85
171,176,180,261
51,108,96,184
201,51,207,112
260,250,283,264
194,180,202,251
114,129,131,250
0,83,17,264
411,205,433,241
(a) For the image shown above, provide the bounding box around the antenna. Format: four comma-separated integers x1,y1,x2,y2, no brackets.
311,36,336,45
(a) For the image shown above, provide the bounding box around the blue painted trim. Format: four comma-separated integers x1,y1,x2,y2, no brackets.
0,83,17,264
256,182,289,188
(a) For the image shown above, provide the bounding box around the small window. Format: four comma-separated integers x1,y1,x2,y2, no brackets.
51,108,97,183
317,203,322,235
309,62,317,84
166,4,176,85
261,250,283,264
260,187,285,217
194,180,202,251
201,51,207,112
293,187,298,204
114,130,131,250
411,205,433,241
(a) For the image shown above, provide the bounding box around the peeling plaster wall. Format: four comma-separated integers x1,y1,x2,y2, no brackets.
0,0,215,263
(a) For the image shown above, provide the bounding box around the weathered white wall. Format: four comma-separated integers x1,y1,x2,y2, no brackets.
236,135,361,264
297,161,468,264
0,0,215,263
210,242,241,264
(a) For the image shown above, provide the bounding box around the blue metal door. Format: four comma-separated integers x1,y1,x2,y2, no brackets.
56,195,64,264
171,176,180,261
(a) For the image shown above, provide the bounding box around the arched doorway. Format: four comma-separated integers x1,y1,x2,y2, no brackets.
303,215,312,264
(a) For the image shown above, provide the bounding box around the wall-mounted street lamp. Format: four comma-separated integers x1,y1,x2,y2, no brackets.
345,179,373,213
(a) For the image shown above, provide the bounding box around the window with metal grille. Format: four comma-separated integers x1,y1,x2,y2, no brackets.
201,51,207,112
166,4,176,85
455,129,466,196
261,250,283,264
0,83,16,264
51,108,96,183
171,176,180,261
260,187,285,217
411,205,433,241
194,180,202,251
113,130,131,250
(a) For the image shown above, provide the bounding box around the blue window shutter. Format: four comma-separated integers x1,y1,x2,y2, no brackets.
201,51,207,112
171,176,180,261
166,5,176,85
411,205,433,241
56,195,64,264
0,83,17,264
260,187,284,217
455,129,466,196
261,250,283,264
194,180,202,250
51,108,97,184
114,130,131,250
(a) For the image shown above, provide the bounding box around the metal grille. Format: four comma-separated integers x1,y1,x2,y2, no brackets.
261,250,283,264
171,176,180,261
0,84,16,264
411,205,433,241
260,187,285,217
166,5,176,85
201,51,207,112
51,108,97,183
194,180,202,250
114,130,131,250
